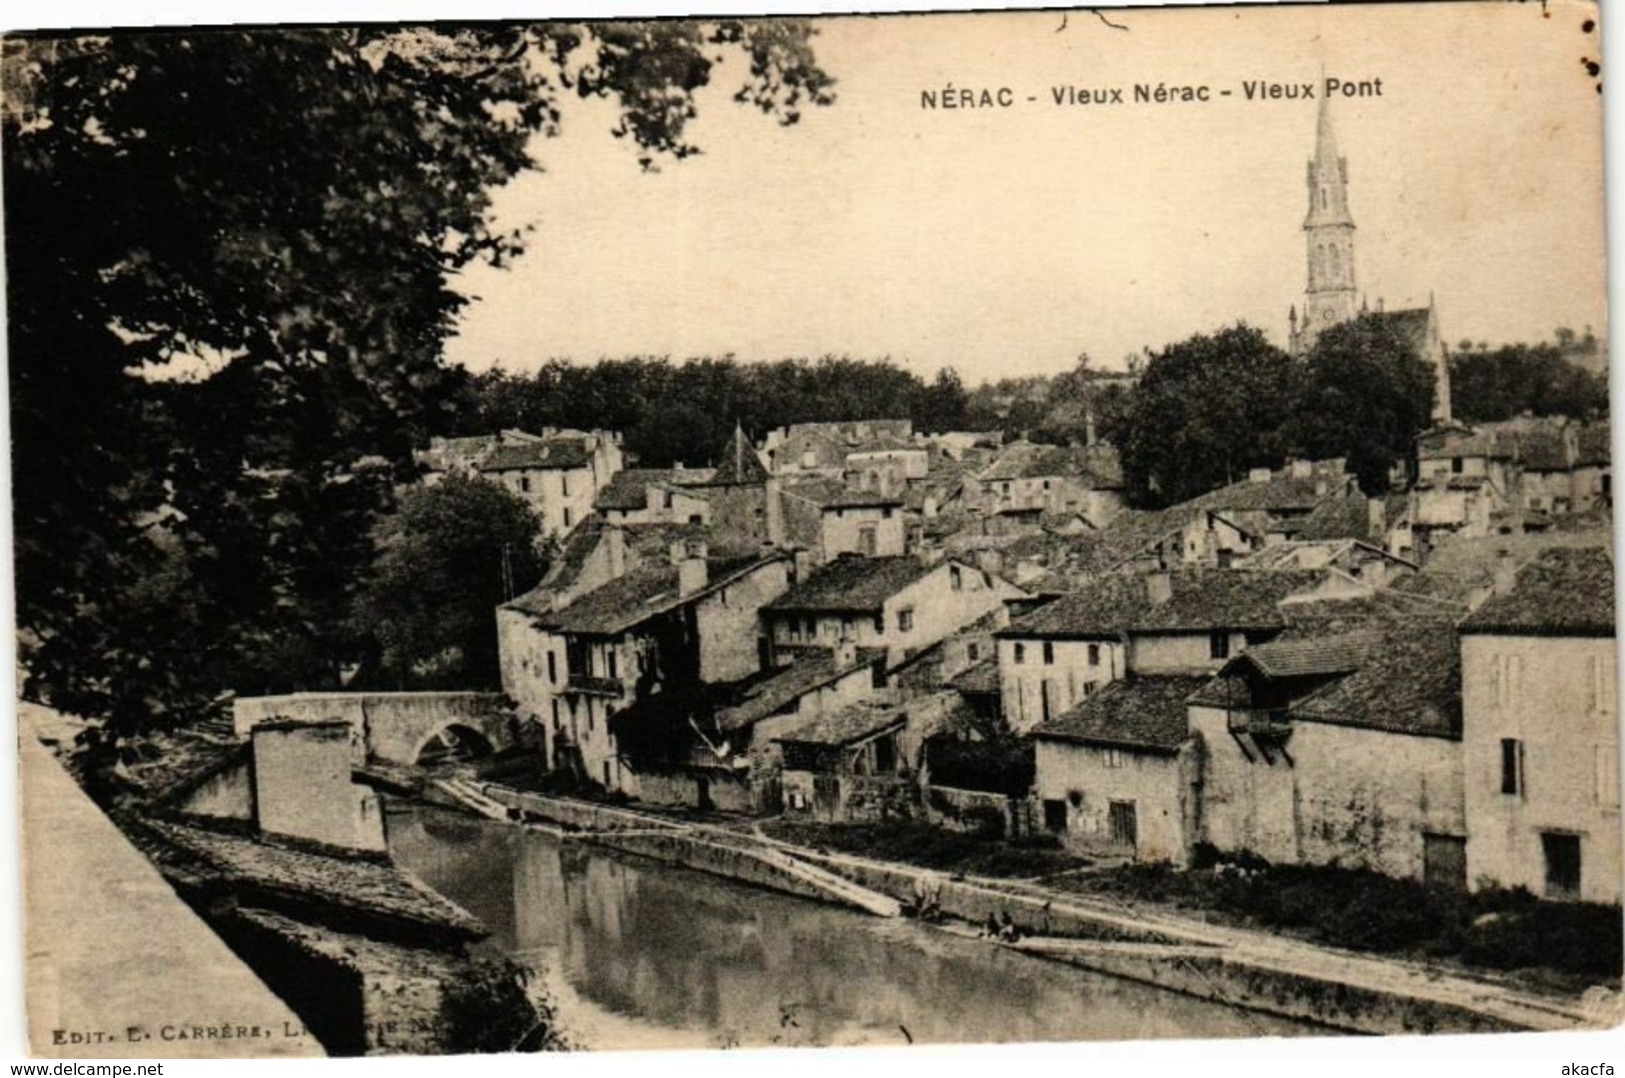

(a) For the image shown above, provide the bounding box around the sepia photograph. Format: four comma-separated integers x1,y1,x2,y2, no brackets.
3,0,1621,1065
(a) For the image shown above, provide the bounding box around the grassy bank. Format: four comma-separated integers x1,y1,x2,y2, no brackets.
761,818,1089,879
1050,852,1623,991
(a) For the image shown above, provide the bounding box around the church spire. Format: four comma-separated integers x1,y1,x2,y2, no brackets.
1294,88,1359,355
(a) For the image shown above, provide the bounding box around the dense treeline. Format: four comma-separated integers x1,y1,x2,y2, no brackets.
445,357,971,466
1449,336,1608,423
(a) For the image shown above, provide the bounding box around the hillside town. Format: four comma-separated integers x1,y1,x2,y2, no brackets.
10,10,1617,1061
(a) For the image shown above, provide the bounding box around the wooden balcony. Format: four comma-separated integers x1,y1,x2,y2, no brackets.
565,673,625,697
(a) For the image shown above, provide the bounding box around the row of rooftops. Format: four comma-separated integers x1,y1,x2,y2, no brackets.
1028,545,1613,755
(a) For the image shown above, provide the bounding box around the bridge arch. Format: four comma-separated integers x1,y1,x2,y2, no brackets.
412,722,497,766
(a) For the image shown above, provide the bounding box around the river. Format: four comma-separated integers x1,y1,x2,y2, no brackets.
386,801,1320,1051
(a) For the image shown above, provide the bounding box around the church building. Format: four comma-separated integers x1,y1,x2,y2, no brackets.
1287,92,1452,425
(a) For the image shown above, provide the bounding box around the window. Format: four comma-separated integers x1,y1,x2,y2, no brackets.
603,760,613,787
1543,832,1582,899
546,651,557,685
520,475,532,493
803,616,816,639
1042,641,1054,665
1501,737,1525,796
1209,631,1231,660
1451,457,1463,475
1014,643,1026,665
1042,799,1068,833
551,699,561,729
951,566,963,592
1088,643,1101,667
842,616,854,638
1495,654,1525,710
1041,680,1053,722
1108,801,1138,849
1597,745,1620,809
606,649,618,680
1103,748,1125,769
562,473,571,497
967,642,981,662
872,613,884,634
859,525,878,556
1590,655,1615,715
898,608,915,633
562,507,573,528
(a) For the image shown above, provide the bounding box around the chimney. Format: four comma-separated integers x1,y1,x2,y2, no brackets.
1085,404,1098,448
1493,548,1518,596
1290,459,1313,479
835,637,858,671
919,542,946,567
1248,467,1272,484
792,546,815,582
679,552,709,597
606,525,627,579
1146,570,1173,605
1314,478,1328,497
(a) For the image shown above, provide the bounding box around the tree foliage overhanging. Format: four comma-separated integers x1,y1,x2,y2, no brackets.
3,22,833,733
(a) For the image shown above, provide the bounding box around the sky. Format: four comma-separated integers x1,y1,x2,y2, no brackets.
441,1,1608,383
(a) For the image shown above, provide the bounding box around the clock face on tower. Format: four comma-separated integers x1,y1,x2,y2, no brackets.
1322,309,1336,323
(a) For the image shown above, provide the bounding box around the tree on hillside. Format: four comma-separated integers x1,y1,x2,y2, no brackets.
913,368,970,433
1292,314,1436,494
1119,325,1299,508
1450,340,1608,423
4,23,833,734
349,477,548,690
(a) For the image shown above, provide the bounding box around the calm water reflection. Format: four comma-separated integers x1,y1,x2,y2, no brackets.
387,802,1317,1050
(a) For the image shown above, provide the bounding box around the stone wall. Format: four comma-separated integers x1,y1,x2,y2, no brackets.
253,721,387,853
1191,705,1465,881
924,784,1012,836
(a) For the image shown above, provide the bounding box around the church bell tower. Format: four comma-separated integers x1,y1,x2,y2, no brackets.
1290,91,1358,356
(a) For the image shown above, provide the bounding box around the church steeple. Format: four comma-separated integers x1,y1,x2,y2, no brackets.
1293,88,1359,355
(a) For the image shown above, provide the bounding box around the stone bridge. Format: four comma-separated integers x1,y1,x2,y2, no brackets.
232,691,517,766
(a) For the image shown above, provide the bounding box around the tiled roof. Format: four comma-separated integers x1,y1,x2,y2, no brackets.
705,426,771,486
948,657,1000,695
1197,613,1461,738
773,700,908,748
1030,676,1207,754
143,819,486,941
714,649,884,732
514,553,780,635
1294,492,1378,543
1234,630,1381,679
594,468,714,510
1460,546,1616,636
479,437,593,472
981,442,1124,487
1285,615,1461,738
1370,307,1433,354
765,554,944,614
1578,421,1611,467
999,569,1323,639
1064,467,1344,575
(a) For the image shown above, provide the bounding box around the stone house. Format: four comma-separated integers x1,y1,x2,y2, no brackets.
1459,546,1620,903
763,419,915,476
776,702,915,823
761,553,1025,670
1189,616,1468,886
1030,676,1209,864
686,425,785,550
995,569,1328,733
593,467,715,527
817,491,907,560
971,441,1127,528
495,540,792,796
473,428,625,538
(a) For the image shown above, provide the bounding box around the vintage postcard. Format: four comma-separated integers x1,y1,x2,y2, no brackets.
4,0,1619,1062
